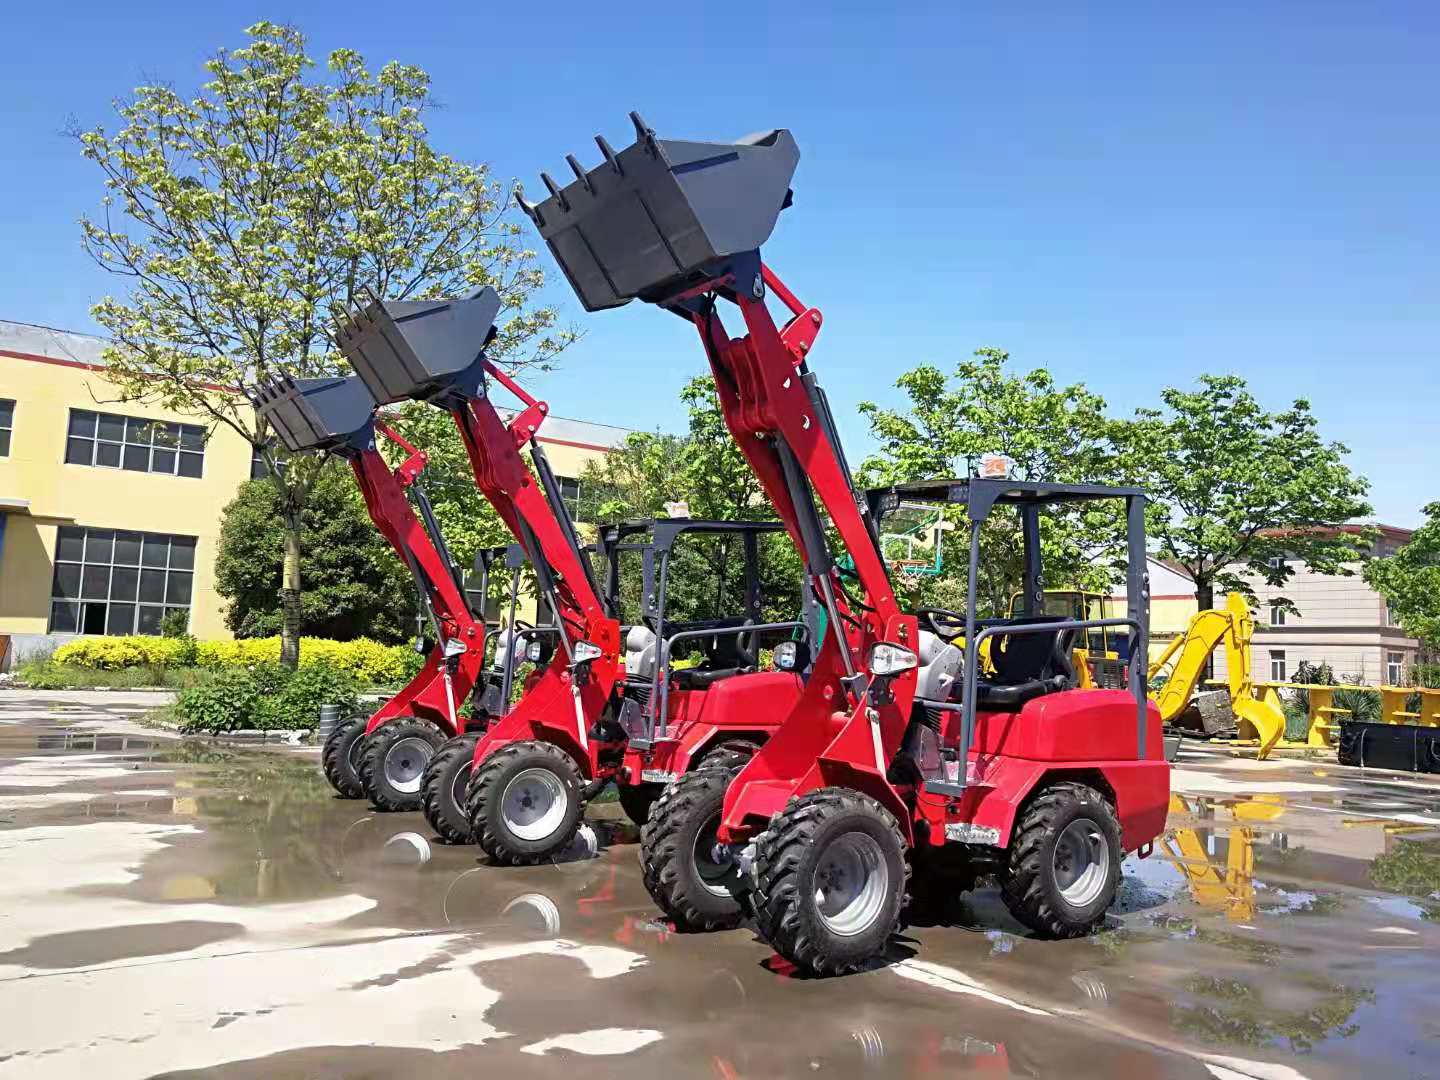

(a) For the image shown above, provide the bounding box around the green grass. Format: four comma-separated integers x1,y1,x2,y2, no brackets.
14,660,213,691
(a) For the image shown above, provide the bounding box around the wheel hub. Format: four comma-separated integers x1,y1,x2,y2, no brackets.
1052,819,1110,907
384,736,435,794
693,813,736,898
813,832,889,937
501,767,568,842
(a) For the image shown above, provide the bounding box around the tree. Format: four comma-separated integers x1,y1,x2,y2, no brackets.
1365,501,1440,649
76,22,569,666
580,377,802,623
858,348,1124,612
1117,375,1372,611
214,463,414,642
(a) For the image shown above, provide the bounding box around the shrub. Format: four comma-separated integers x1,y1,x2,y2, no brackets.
174,661,362,733
56,634,413,685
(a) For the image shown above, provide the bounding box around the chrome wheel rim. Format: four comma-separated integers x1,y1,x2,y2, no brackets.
1053,819,1110,907
346,731,366,774
814,832,889,937
383,736,434,795
501,767,568,842
450,760,472,812
692,811,735,898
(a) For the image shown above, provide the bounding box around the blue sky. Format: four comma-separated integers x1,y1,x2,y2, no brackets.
2,3,1435,525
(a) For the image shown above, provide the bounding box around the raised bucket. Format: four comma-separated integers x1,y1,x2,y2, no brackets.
335,288,502,405
247,374,376,453
519,113,799,311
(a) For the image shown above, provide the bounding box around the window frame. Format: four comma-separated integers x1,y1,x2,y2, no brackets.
63,408,206,479
0,398,13,457
1268,603,1286,627
1386,650,1404,686
48,524,197,636
1269,649,1287,682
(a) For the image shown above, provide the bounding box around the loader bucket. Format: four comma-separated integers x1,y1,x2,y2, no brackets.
248,374,376,453
519,113,799,311
336,287,503,405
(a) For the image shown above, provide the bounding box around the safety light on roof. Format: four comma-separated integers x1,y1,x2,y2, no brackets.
978,453,1017,480
664,500,691,519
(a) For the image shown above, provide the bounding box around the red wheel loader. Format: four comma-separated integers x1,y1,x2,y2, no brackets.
519,115,1170,973
248,374,499,815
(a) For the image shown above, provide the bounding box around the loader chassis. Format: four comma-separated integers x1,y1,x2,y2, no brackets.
520,115,1170,973
248,374,493,813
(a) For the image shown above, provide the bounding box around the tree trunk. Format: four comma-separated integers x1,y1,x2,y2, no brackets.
280,508,303,671
1195,581,1214,612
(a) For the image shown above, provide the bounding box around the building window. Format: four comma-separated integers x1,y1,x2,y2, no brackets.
64,409,205,478
1267,555,1285,571
1383,603,1399,628
1269,649,1287,682
0,399,13,456
556,476,583,522
48,525,196,636
1269,603,1286,627
1387,651,1404,686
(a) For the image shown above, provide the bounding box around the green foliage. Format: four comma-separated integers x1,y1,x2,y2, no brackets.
159,610,191,638
579,377,804,624
858,348,1124,612
75,22,571,664
1332,680,1381,723
175,660,362,733
1116,374,1372,609
215,466,414,643
1369,838,1440,897
1364,501,1440,649
51,634,412,685
16,660,212,691
1410,662,1440,690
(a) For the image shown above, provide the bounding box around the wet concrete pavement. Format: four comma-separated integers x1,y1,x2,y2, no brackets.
2,691,1438,1079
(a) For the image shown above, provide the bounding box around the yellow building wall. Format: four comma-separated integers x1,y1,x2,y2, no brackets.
0,354,253,640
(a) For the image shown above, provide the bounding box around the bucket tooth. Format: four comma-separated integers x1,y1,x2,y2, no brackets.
522,112,799,311
334,286,503,405
246,373,376,453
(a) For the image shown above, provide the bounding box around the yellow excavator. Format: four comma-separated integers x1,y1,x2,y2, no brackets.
1148,593,1287,759
1161,792,1288,921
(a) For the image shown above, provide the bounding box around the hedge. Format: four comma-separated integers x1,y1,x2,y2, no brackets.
53,635,421,685
174,661,364,734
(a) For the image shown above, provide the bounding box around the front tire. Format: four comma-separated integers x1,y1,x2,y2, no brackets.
360,718,446,812
465,741,584,865
752,788,908,977
640,768,745,931
421,734,480,843
999,782,1122,938
321,716,369,799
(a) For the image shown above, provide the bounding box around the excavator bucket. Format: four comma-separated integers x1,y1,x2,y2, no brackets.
519,113,800,311
335,287,503,404
247,374,376,453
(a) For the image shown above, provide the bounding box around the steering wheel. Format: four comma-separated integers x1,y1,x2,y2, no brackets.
916,607,966,641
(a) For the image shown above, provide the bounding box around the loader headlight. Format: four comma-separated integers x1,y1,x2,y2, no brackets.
774,640,810,672
525,639,545,662
867,642,918,678
572,640,603,664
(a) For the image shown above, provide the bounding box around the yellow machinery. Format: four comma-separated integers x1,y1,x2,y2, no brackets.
1008,590,1126,689
1160,793,1287,922
1148,594,1288,758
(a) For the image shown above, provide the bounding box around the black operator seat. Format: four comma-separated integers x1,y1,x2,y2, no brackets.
670,616,757,691
974,616,1078,712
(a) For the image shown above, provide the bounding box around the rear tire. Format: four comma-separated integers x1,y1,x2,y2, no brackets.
640,768,745,931
321,716,369,799
465,741,584,865
999,782,1122,939
421,734,480,844
616,782,659,827
360,718,446,813
751,788,908,977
